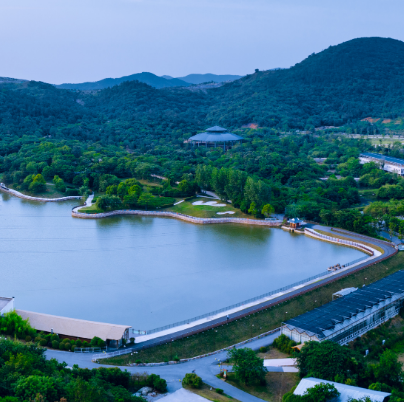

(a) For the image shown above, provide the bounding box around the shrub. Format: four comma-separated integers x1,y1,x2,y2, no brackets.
216,388,224,394
153,378,167,393
272,334,297,354
51,340,59,349
182,373,202,389
173,355,180,362
90,336,105,348
65,343,71,351
58,342,65,350
76,339,82,347
259,346,268,353
39,339,47,347
82,341,89,347
25,336,32,343
71,345,76,352
135,360,142,364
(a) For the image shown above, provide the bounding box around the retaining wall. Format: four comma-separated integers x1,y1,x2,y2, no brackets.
0,187,81,202
72,209,283,226
305,228,375,256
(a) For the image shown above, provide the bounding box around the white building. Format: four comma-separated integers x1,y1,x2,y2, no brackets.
294,378,390,402
359,152,404,176
0,297,14,316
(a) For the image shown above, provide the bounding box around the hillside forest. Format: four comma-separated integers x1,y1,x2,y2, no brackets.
1,37,404,237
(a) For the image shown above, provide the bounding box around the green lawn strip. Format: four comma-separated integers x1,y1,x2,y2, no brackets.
6,183,75,199
224,372,299,402
185,383,240,401
313,229,385,254
103,252,404,366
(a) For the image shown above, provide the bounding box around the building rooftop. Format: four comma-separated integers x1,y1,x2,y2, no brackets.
294,378,390,402
361,152,404,166
16,310,131,341
284,270,404,339
332,287,358,298
0,297,13,311
189,126,244,143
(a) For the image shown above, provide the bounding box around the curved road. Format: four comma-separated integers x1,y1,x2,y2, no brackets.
47,331,280,402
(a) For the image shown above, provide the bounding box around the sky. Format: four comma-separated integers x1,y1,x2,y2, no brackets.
1,0,403,84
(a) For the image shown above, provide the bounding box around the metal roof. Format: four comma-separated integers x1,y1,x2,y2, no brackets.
206,126,227,132
16,310,131,341
361,152,404,166
294,378,390,402
0,297,13,311
284,270,404,339
189,126,244,143
333,287,358,297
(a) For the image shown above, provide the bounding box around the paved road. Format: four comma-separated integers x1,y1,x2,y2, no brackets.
47,331,281,402
128,226,396,352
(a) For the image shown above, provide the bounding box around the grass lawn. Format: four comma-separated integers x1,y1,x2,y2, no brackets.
165,198,252,219
314,229,385,254
225,372,299,402
103,251,404,366
256,346,289,361
185,383,240,401
79,203,104,214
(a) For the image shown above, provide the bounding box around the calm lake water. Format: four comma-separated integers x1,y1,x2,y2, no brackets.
0,192,364,330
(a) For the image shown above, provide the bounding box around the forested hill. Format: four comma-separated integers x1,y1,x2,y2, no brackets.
56,72,190,90
207,37,404,129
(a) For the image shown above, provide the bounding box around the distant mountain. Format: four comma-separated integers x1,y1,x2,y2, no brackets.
0,77,27,84
161,75,174,80
56,72,190,90
176,74,243,84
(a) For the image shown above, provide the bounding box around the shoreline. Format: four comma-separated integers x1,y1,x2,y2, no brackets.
0,186,82,202
72,208,284,226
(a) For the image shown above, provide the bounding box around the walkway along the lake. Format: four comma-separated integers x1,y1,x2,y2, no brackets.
0,185,82,202
71,208,283,226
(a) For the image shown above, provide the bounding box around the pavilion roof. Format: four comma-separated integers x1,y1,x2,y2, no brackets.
189,126,243,142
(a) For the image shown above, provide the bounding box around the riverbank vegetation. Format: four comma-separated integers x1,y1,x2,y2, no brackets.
102,250,404,365
3,39,404,233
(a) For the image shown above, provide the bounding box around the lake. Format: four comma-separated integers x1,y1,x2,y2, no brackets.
0,192,364,330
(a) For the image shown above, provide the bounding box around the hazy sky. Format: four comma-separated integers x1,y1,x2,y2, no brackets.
1,0,403,84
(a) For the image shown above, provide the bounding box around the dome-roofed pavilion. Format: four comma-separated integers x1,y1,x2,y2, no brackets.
188,126,243,151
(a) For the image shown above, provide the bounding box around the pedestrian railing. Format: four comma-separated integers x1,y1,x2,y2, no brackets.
74,347,106,353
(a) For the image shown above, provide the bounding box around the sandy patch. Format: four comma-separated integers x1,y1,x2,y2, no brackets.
192,201,226,207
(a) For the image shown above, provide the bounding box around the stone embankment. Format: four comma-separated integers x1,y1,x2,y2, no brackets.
305,228,376,256
0,186,81,202
72,209,283,227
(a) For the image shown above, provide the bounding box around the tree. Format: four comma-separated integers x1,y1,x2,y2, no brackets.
28,174,46,193
296,341,364,383
95,195,122,211
303,383,340,402
227,348,267,385
374,349,403,387
262,204,275,218
137,193,155,209
15,375,63,402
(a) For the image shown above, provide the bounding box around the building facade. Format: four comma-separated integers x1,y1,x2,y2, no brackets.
359,152,404,176
281,270,404,345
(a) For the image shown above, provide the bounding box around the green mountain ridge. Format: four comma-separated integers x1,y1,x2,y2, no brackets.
56,72,190,90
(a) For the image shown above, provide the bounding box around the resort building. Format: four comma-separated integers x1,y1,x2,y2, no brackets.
281,270,404,345
359,152,404,176
0,297,14,316
16,310,133,348
294,378,391,402
188,126,243,150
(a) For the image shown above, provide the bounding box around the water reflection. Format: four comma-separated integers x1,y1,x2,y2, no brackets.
0,193,364,329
